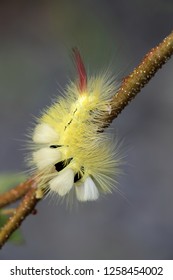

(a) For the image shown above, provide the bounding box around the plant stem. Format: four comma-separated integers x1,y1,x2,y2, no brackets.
0,208,16,216
0,177,34,208
101,30,173,127
0,186,40,248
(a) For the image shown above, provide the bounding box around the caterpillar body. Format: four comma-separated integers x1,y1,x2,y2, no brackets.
29,48,121,203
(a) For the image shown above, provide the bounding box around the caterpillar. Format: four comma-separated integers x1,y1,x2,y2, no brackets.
29,48,121,203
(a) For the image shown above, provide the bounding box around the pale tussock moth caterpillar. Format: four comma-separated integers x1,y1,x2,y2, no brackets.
29,48,122,203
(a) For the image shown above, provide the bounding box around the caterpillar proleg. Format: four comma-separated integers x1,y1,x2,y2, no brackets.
29,48,121,203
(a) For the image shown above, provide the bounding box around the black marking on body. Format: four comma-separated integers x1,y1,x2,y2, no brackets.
80,166,85,173
50,145,62,148
74,172,82,183
64,118,73,131
74,166,85,183
73,108,77,115
55,158,73,172
64,108,77,131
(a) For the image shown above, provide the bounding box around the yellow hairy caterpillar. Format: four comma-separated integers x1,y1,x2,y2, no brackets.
29,48,121,202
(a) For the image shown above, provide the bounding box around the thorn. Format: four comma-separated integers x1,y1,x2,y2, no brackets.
31,209,37,215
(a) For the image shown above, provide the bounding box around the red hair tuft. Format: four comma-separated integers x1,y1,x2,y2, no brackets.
73,48,87,93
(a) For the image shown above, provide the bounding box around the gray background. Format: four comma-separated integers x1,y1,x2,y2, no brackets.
0,0,173,259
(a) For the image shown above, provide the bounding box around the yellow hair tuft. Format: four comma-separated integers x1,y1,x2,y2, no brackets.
28,49,122,203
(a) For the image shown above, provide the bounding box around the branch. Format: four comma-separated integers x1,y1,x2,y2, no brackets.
0,30,173,249
101,30,173,127
0,177,34,208
0,208,16,216
0,185,40,248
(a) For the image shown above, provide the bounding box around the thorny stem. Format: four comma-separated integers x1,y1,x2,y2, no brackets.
0,31,173,248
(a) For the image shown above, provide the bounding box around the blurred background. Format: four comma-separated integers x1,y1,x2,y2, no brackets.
0,0,173,259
